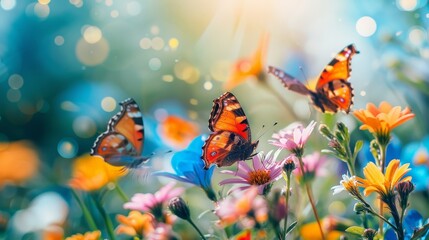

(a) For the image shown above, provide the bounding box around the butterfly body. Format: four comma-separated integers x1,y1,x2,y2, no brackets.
268,44,359,114
202,92,258,169
91,98,149,168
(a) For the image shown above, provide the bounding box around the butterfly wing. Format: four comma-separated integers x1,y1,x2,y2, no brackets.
315,44,359,113
317,44,359,89
267,66,312,95
91,98,147,167
202,131,258,169
208,92,252,141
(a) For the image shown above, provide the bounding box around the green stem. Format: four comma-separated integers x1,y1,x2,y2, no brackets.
71,189,98,231
297,155,325,240
187,219,207,240
366,207,398,232
283,178,291,238
91,193,117,240
113,182,129,202
378,143,388,233
345,142,356,176
386,200,404,240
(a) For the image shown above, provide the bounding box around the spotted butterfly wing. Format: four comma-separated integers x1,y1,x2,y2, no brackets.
202,92,258,169
91,98,149,168
268,44,359,113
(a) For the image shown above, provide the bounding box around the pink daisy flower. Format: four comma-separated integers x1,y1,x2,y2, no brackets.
124,182,184,221
293,152,328,182
215,187,268,228
269,121,317,156
219,150,285,194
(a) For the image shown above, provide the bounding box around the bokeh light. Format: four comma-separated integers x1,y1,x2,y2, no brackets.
408,26,427,46
38,0,51,5
73,116,97,138
7,89,21,102
148,58,162,71
34,3,50,18
83,26,103,44
75,38,109,66
1,0,16,10
139,38,151,49
126,1,141,16
356,16,377,37
151,37,165,50
168,38,179,50
8,74,24,90
396,0,418,11
101,97,117,112
174,60,200,84
54,35,65,46
57,138,78,158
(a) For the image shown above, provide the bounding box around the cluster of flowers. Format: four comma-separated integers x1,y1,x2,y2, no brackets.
65,101,429,240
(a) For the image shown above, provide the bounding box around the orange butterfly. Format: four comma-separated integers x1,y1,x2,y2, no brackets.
91,98,149,168
268,44,359,113
201,92,258,169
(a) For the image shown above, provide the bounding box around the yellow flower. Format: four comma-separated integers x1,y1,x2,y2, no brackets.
65,230,101,240
69,154,127,191
116,211,155,237
0,141,39,188
353,101,414,144
300,216,343,240
223,33,268,91
357,159,412,200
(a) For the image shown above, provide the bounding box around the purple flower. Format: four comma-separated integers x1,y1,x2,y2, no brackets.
269,121,317,156
219,150,285,194
293,152,328,181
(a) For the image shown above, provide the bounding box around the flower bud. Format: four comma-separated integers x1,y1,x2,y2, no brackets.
282,158,296,178
319,124,334,139
396,181,414,209
336,122,349,138
353,202,367,214
362,228,377,240
168,197,190,220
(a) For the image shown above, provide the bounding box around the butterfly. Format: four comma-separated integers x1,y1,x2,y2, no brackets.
91,98,149,168
201,92,258,169
268,44,359,113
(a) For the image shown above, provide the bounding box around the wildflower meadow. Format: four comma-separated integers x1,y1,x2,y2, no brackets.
1,1,429,240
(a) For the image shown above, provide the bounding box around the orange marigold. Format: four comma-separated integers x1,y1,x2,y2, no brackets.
69,154,126,191
353,101,414,144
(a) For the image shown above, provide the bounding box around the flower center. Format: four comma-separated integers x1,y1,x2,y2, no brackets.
248,169,271,185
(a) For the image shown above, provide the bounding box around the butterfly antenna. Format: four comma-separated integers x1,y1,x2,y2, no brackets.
254,122,278,141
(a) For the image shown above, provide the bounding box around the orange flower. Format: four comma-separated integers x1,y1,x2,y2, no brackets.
116,211,155,237
0,141,39,187
158,115,199,149
69,154,126,191
223,33,268,91
65,230,101,240
353,102,414,144
357,159,412,200
300,216,343,240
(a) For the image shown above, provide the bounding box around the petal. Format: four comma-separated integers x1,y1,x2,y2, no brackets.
219,178,249,185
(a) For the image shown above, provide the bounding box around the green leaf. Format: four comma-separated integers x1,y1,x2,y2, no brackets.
353,140,363,155
345,226,365,236
411,222,429,240
285,221,298,235
321,150,347,162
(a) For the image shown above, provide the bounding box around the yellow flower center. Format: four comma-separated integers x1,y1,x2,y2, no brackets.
248,170,271,185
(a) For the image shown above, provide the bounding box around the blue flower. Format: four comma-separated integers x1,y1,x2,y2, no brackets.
401,136,429,191
385,209,429,240
153,135,217,201
358,135,402,168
